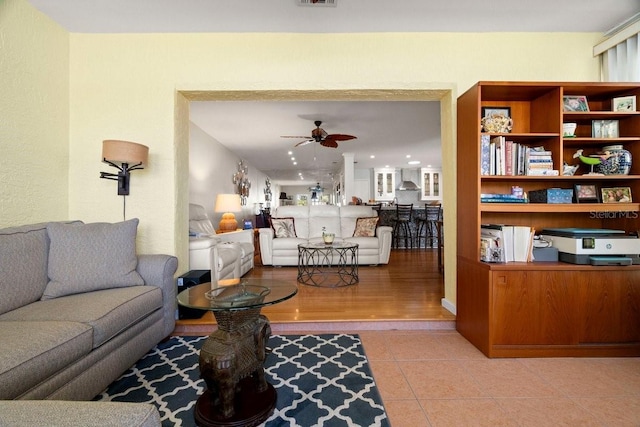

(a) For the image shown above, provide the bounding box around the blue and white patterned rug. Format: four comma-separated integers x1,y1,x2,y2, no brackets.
94,334,389,427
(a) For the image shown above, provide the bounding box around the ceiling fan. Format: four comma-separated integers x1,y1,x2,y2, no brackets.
282,120,357,148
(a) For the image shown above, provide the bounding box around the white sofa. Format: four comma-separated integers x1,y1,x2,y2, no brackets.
259,205,392,266
188,204,254,281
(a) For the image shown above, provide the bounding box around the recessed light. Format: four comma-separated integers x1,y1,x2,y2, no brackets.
288,151,292,155
291,157,295,161
370,155,375,159
408,160,421,165
293,162,297,165
406,154,411,158
384,165,390,168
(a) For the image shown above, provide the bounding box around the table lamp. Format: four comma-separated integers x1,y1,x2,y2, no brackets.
215,194,242,233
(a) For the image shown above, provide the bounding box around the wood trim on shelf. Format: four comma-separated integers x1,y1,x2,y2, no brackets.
481,202,640,213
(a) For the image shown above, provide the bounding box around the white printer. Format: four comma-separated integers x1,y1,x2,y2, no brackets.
539,228,640,265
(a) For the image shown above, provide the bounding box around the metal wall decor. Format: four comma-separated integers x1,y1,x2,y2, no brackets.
264,177,272,208
233,160,251,205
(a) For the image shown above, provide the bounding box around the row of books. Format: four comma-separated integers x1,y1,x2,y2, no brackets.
480,193,527,203
480,135,559,176
480,224,535,263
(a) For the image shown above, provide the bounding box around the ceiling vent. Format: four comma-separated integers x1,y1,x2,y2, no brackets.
297,0,337,6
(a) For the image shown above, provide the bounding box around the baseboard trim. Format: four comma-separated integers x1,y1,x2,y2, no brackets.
441,298,457,315
270,319,456,333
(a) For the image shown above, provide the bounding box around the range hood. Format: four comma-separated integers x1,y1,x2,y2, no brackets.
396,169,420,191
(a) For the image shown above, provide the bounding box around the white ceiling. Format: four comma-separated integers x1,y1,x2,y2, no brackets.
26,0,638,34
27,0,639,186
190,100,441,185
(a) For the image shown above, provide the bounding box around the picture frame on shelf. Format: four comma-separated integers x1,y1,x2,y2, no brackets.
592,120,620,138
563,95,589,112
612,95,636,112
574,184,599,203
481,106,511,118
601,187,632,203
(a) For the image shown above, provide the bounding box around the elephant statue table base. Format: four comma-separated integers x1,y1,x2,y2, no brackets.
194,308,276,427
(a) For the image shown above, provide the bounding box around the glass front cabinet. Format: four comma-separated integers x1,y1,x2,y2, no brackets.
374,168,396,201
420,167,442,202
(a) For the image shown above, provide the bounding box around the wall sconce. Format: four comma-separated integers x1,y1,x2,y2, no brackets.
215,194,242,233
99,140,149,196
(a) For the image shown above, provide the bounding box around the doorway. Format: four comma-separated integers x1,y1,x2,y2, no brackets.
177,87,457,313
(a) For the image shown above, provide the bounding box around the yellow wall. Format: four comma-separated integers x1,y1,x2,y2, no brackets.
3,0,604,307
0,0,69,225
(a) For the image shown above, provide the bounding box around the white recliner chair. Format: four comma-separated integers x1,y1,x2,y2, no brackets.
188,204,255,281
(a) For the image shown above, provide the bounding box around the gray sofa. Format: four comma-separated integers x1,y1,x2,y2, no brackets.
0,219,178,408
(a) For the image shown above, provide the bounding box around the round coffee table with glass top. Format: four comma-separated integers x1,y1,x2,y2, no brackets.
177,278,297,427
297,241,359,287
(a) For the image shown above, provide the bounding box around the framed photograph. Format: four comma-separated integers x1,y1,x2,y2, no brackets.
563,95,589,112
601,187,632,203
612,95,637,112
481,106,511,118
592,120,619,138
574,184,599,203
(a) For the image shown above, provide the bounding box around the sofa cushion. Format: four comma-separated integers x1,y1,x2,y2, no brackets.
1,286,162,349
43,219,144,300
339,206,377,238
189,203,216,237
0,223,51,315
0,320,93,399
0,401,161,427
271,217,297,238
308,205,341,238
353,217,379,237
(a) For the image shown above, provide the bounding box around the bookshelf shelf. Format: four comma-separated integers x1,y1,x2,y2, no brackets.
457,81,640,358
481,202,640,213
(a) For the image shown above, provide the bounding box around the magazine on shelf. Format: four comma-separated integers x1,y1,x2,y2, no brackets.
481,224,534,263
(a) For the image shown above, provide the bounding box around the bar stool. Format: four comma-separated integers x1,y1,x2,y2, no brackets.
415,203,442,248
392,204,413,249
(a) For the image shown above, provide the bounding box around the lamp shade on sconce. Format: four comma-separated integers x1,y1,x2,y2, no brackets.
279,192,287,200
100,139,149,197
215,194,242,233
102,140,149,165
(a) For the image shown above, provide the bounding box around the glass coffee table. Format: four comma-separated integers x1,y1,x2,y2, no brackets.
177,278,297,427
297,241,359,287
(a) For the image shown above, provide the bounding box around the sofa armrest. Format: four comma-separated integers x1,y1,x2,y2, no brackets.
215,229,253,244
376,226,393,264
137,254,179,338
258,228,274,265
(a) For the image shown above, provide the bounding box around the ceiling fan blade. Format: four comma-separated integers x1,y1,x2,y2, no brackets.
281,135,311,139
326,134,357,141
320,139,339,148
294,139,315,147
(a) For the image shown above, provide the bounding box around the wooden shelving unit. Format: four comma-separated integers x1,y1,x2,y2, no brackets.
456,81,640,358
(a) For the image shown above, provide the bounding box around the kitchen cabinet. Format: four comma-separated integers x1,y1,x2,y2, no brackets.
374,168,396,201
420,167,442,201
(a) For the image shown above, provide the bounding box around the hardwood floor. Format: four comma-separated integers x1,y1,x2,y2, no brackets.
173,249,455,336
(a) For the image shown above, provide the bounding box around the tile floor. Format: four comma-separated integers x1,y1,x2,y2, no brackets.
357,330,640,427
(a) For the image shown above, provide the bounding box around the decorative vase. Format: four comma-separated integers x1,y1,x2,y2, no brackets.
595,145,632,175
322,233,335,245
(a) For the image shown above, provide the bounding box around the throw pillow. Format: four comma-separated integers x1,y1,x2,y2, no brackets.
353,217,379,237
42,219,144,300
270,217,296,238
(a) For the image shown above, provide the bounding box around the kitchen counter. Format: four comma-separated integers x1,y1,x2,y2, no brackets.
375,205,442,249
